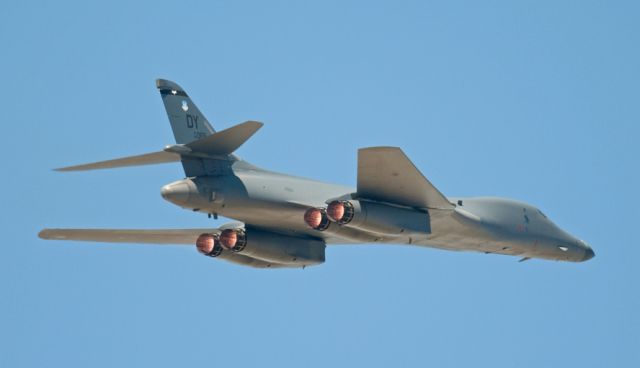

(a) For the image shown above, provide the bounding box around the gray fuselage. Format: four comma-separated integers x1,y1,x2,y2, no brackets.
160,159,594,263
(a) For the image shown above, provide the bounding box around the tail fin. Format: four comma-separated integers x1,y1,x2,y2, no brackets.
53,79,263,174
156,79,215,144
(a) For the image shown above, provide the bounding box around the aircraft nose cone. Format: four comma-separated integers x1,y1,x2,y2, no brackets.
581,247,595,262
160,181,192,206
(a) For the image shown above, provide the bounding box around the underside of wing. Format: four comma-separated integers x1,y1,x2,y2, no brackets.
38,227,322,269
38,228,211,244
357,147,454,210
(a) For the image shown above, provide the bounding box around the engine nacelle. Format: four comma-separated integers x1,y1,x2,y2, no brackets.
326,200,429,235
215,227,326,266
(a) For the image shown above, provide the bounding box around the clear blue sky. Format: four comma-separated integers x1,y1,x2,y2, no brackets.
1,1,638,367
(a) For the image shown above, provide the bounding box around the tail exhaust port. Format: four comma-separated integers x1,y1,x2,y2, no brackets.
304,208,330,231
220,229,247,252
196,233,223,257
327,201,355,224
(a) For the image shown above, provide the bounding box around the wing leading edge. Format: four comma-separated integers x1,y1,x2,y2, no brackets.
357,147,453,210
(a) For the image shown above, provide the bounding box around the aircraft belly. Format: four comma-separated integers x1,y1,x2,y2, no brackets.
421,216,535,257
420,209,506,254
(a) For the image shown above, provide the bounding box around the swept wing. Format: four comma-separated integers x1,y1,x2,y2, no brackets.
38,227,295,269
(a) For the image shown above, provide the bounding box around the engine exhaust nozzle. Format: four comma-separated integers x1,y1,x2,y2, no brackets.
327,201,355,224
304,208,330,231
196,233,223,257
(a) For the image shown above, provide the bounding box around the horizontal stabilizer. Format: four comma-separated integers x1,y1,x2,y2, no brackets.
186,120,263,156
55,151,181,172
357,147,453,209
53,121,262,172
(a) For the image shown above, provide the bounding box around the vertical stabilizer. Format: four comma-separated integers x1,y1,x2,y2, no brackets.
156,79,215,144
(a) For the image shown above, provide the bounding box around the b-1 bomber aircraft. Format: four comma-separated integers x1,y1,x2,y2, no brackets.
39,79,595,268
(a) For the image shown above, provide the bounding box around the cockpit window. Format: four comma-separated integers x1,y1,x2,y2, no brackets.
537,209,547,219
